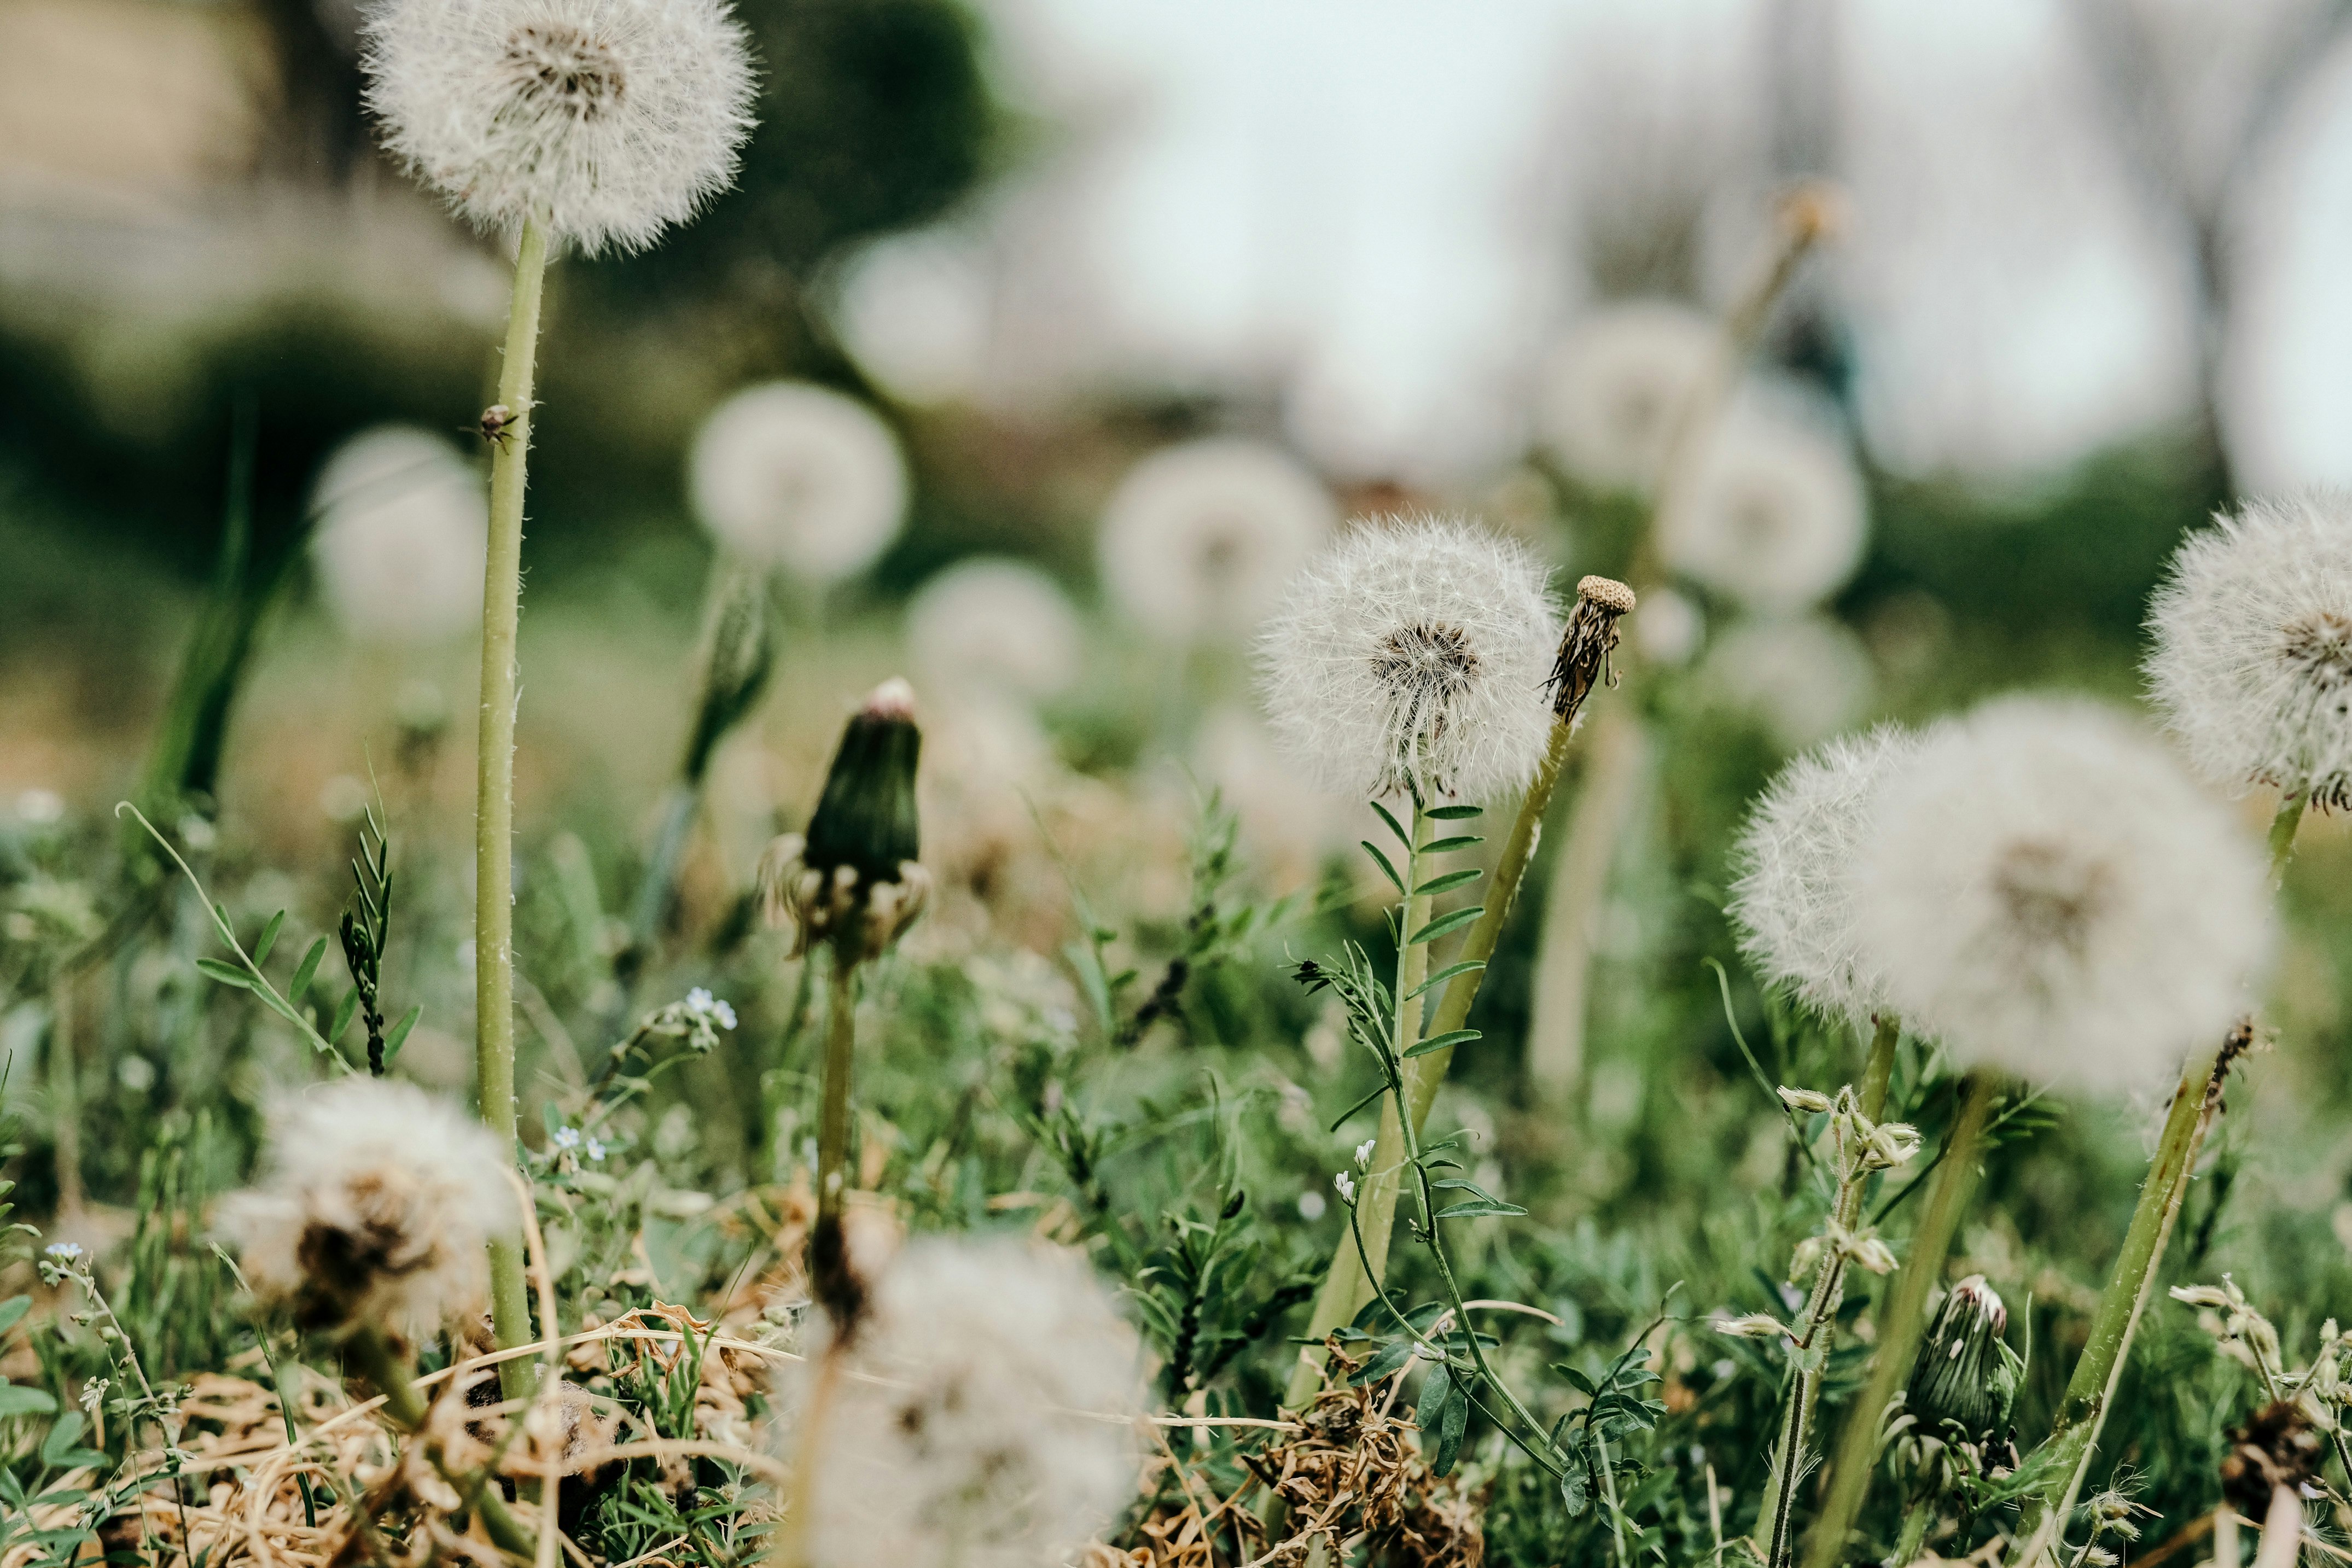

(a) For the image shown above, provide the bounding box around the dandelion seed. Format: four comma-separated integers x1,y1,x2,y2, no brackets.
906,557,1084,703
1098,437,1336,643
2147,493,2352,810
775,1237,1144,1568
1854,697,2273,1088
221,1079,517,1339
363,0,755,256
308,426,487,646
1731,725,1931,1034
1536,300,1722,492
690,382,910,585
1662,395,1867,614
1256,514,1561,803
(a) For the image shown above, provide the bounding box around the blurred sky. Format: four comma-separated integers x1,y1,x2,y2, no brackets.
834,0,2352,491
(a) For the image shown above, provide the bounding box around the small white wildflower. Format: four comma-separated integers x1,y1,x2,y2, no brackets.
1256,514,1562,803
690,381,910,584
1840,1231,1899,1276
1535,300,1722,492
1697,615,1877,750
685,987,737,1030
1333,1170,1358,1204
775,1238,1144,1568
362,0,755,256
308,426,487,646
220,1079,517,1338
1662,394,1867,614
1353,1138,1377,1170
78,1379,107,1417
584,1136,607,1163
552,1126,583,1151
44,1242,84,1263
906,557,1084,703
1854,697,2274,1088
1098,437,1336,644
1730,725,1932,1035
2147,493,2352,811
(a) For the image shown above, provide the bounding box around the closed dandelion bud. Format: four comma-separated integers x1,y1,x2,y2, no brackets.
680,572,775,785
758,679,928,960
220,1080,516,1341
1906,1275,2020,1445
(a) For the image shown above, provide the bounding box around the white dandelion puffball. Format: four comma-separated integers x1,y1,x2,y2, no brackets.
362,0,755,257
1257,514,1561,803
777,1238,1145,1568
1662,397,1868,615
309,425,488,645
1098,436,1337,643
1731,724,1930,1034
689,382,910,584
221,1079,517,1338
906,558,1083,702
1698,615,1877,750
1855,697,2273,1089
1536,300,1723,491
2148,493,2352,811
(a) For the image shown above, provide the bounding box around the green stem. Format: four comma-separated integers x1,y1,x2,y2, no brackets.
1802,1071,1998,1568
2269,792,2306,886
1286,801,1431,1405
345,1327,537,1560
810,951,864,1323
475,218,550,1402
1524,704,1649,1100
1756,1015,1899,1560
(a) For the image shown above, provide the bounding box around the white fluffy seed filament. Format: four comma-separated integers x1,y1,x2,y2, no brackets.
503,22,627,123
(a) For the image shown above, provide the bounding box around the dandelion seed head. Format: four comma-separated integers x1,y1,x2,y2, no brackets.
775,1237,1143,1568
2147,493,2352,811
222,1079,516,1338
1536,300,1722,491
308,426,487,646
1662,398,1867,614
362,0,755,255
1698,615,1877,750
1731,724,1932,1035
1855,697,2273,1088
690,382,909,584
1256,514,1561,803
906,558,1084,703
1098,437,1337,643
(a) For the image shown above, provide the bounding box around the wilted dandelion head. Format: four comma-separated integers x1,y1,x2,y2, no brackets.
2147,493,2352,811
905,558,1084,704
1730,724,1930,1035
362,0,755,255
1662,399,1867,614
1257,515,1561,804
1855,697,2273,1089
308,427,488,646
1536,300,1722,492
1097,437,1336,643
776,1237,1145,1568
690,382,909,584
222,1079,516,1339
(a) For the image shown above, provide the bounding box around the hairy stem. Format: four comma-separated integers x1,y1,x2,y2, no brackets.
1286,801,1431,1404
1803,1071,1998,1568
475,217,551,1403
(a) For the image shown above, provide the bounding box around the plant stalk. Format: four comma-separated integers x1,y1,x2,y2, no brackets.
811,952,864,1324
474,217,551,1402
1802,1071,1998,1568
1524,705,1650,1099
344,1326,537,1560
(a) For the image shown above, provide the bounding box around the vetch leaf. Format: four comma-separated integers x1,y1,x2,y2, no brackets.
1370,800,1411,850
1433,1198,1528,1220
0,1297,30,1336
1417,1360,1452,1432
383,1006,422,1065
1436,1379,1470,1475
1406,960,1483,1000
39,1412,83,1466
1422,835,1484,855
1407,906,1484,947
1427,803,1483,820
194,958,251,989
1348,1340,1417,1387
1412,867,1483,896
1403,1028,1479,1059
1360,842,1407,898
253,910,285,966
289,936,327,1004
328,988,361,1046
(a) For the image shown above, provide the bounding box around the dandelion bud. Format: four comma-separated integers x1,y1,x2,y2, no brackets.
759,680,928,961
363,0,756,257
1715,1312,1792,1341
1778,1086,1836,1115
679,572,775,786
1257,514,1561,803
2148,494,2352,811
774,1238,1144,1568
1906,1275,2019,1445
221,1080,516,1340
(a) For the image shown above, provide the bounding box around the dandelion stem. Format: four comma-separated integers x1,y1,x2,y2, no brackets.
1802,1070,1997,1568
476,215,551,1403
812,952,863,1322
2268,791,2306,885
